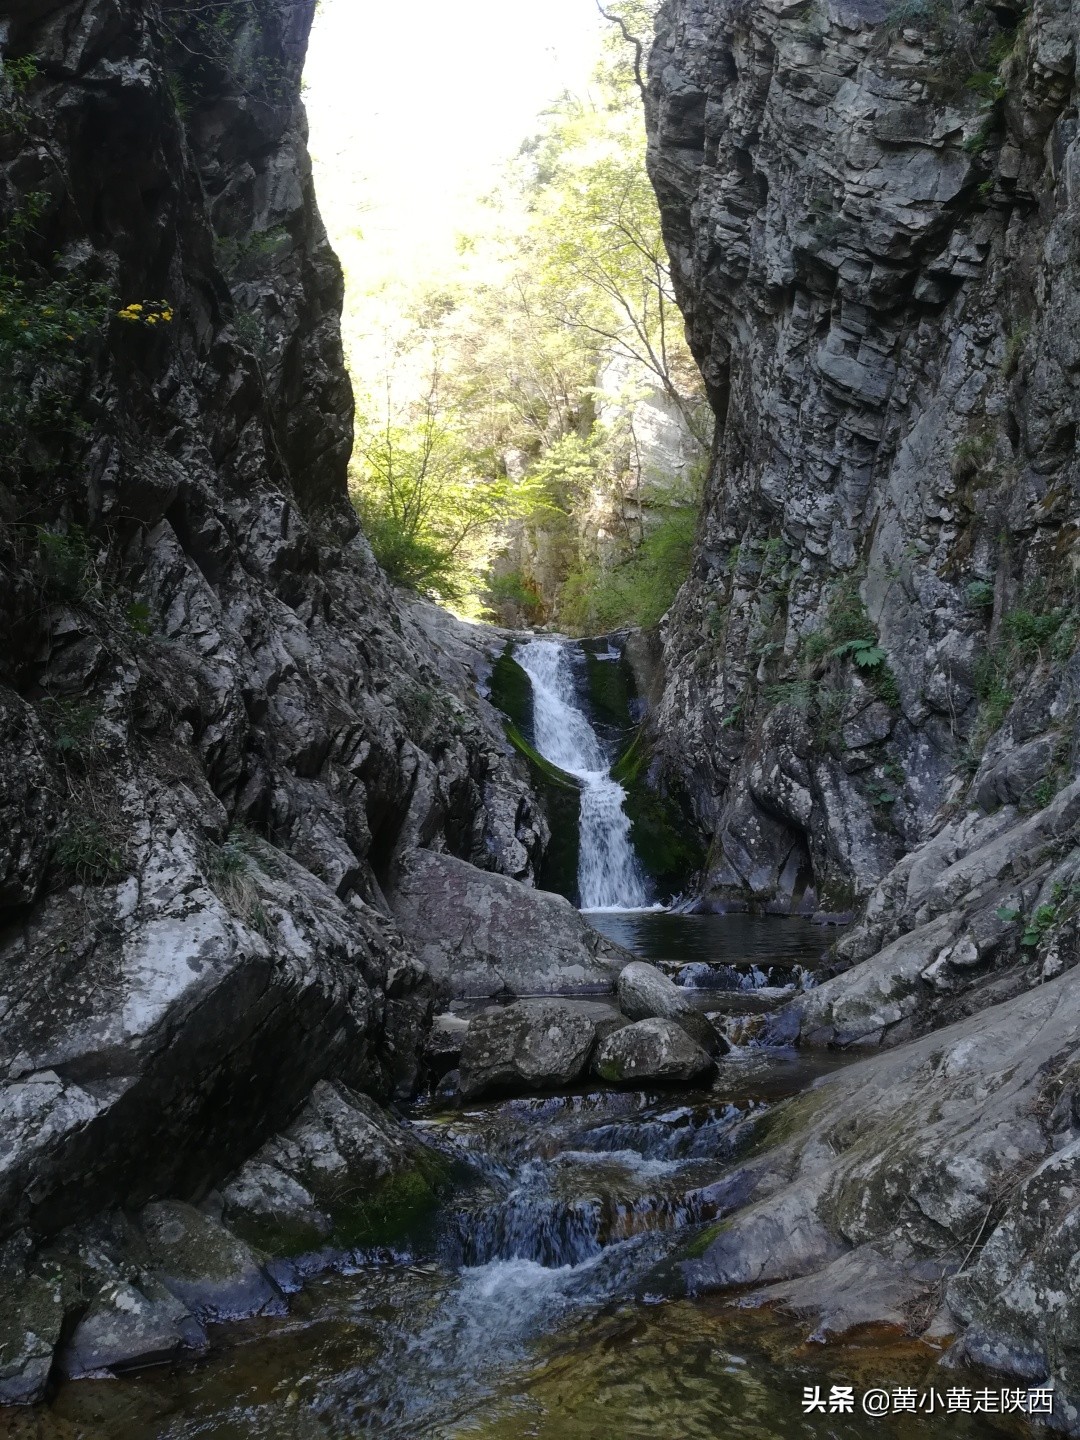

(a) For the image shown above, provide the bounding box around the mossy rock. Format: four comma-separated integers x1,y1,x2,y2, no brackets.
489,649,534,738
678,1217,730,1259
333,1158,448,1250
612,730,705,899
580,635,640,748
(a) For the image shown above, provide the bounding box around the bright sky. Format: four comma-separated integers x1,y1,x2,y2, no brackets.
304,0,606,380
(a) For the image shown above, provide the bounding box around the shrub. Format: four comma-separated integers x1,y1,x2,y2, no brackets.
557,506,697,633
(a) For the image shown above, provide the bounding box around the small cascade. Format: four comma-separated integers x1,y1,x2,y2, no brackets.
516,637,648,911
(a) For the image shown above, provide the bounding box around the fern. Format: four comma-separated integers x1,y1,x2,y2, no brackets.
831,638,887,669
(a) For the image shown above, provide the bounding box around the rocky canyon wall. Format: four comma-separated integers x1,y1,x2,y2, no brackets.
646,0,1080,909
0,0,559,1264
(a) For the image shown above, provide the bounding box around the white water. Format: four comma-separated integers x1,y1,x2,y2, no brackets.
516,638,649,911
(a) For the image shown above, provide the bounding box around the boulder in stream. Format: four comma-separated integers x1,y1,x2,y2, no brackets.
593,1018,715,1085
389,850,633,999
459,998,622,1099
617,962,728,1056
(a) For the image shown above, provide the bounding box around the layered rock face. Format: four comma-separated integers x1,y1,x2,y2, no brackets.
647,0,1080,907
0,0,569,1385
645,0,1080,1412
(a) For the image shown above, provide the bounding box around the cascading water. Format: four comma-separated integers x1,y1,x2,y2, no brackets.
515,638,648,911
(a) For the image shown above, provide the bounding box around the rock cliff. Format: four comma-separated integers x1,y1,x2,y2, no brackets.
647,0,1080,1413
647,0,1080,910
0,0,611,1396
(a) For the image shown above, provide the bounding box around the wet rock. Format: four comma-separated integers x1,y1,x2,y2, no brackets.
135,1202,280,1321
617,961,727,1055
425,1012,471,1076
220,1080,446,1254
459,999,617,1099
0,1248,71,1404
389,850,632,999
593,1018,715,1085
681,965,1080,1401
62,1277,208,1378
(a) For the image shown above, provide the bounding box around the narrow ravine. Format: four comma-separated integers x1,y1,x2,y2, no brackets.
516,638,649,911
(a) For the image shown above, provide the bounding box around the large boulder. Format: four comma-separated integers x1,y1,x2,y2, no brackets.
388,850,633,999
617,961,728,1056
459,999,623,1099
593,1018,715,1085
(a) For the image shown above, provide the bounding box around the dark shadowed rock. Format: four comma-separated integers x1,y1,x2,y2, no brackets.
62,1278,208,1379
593,1018,714,1085
135,1202,280,1322
219,1081,446,1255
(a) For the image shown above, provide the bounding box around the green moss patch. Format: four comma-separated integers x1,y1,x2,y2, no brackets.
679,1218,730,1259
612,730,705,898
489,649,534,736
580,637,639,745
334,1158,449,1251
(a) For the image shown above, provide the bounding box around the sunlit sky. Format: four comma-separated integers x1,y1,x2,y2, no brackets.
304,0,606,381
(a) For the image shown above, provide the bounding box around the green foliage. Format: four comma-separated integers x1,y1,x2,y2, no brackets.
54,819,122,885
483,571,546,624
161,0,290,106
352,392,543,601
831,637,887,670
207,829,271,934
41,700,101,761
966,578,995,610
0,54,40,137
1022,904,1058,948
125,601,154,636
557,505,697,633
0,196,110,480
952,429,995,481
970,598,1078,747
347,25,707,620
34,526,97,600
216,225,289,277
1002,322,1029,378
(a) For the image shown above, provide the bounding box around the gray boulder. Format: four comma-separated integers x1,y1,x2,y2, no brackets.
459,999,618,1099
424,1012,471,1076
62,1277,207,1378
617,961,728,1055
389,850,632,999
593,1018,715,1085
135,1202,280,1322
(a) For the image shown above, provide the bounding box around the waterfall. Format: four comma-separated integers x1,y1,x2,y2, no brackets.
516,638,649,911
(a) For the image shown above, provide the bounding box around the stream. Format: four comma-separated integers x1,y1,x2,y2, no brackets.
14,918,1028,1440
4,643,1031,1438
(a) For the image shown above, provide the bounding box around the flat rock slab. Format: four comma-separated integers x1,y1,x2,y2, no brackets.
459,998,624,1099
593,1017,715,1085
617,961,728,1056
389,850,632,999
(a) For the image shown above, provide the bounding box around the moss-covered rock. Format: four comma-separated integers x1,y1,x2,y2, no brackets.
220,1081,451,1258
613,730,706,899
489,649,535,739
580,635,640,750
